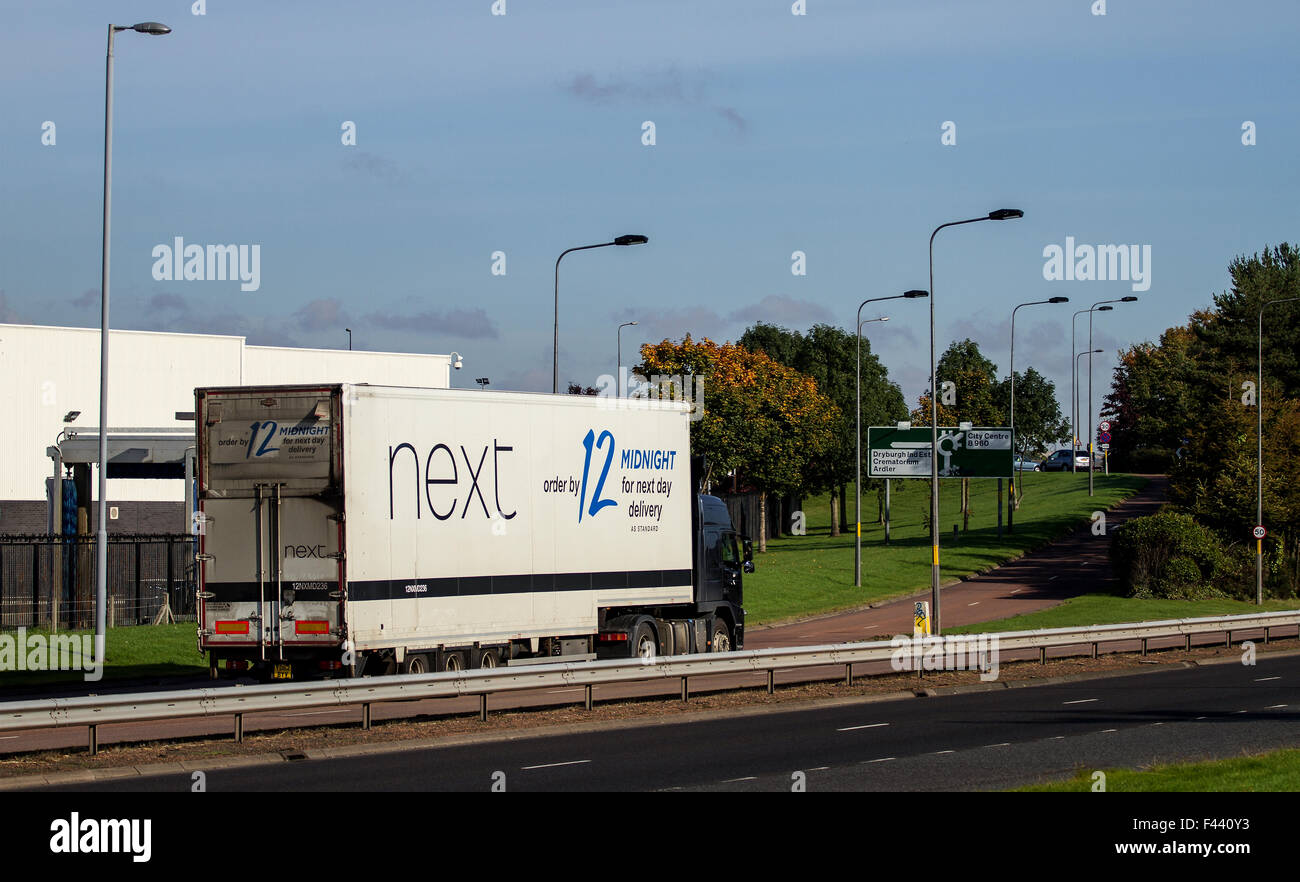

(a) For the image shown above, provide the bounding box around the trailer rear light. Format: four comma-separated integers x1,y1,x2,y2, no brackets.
318,660,343,671
215,620,250,635
295,620,330,635
598,631,628,642
224,659,249,671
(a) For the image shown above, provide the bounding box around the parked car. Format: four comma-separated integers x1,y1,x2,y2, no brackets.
1013,455,1041,472
1041,449,1093,471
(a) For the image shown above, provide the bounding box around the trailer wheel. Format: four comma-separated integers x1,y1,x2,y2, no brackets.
632,622,658,661
442,651,466,672
475,647,500,669
710,617,732,653
403,653,432,675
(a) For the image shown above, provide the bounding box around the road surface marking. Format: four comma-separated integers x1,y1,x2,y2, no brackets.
1100,729,1117,733
1010,588,1022,594
985,743,1011,748
720,776,757,783
1266,704,1287,709
521,759,591,770
1195,716,1207,720
1255,677,1281,682
0,736,17,740
1049,576,1058,581
863,757,896,763
934,749,955,755
967,602,979,607
837,723,889,732
1063,698,1099,705
809,766,829,771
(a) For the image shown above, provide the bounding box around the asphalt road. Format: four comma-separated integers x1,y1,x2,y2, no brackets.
34,651,1300,792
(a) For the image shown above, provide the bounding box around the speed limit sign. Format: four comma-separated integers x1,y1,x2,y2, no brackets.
1253,525,1267,540
1099,420,1111,432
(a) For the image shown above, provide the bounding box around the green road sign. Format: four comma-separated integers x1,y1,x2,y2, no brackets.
867,426,1013,478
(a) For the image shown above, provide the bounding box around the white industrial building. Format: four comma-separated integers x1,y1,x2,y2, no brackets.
0,322,453,534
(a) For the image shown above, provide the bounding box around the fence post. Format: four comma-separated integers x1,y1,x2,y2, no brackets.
134,540,141,625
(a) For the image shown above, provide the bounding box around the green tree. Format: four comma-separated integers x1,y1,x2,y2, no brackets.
640,335,840,551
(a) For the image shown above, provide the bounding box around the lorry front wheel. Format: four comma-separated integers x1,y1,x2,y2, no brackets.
710,618,732,653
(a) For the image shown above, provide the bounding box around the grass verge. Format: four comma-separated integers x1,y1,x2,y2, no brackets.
745,472,1147,625
1019,748,1300,791
948,594,1299,635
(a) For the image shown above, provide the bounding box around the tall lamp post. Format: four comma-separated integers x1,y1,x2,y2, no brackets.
1257,296,1299,604
855,291,927,586
97,20,170,660
1071,306,1110,472
553,235,648,393
928,209,1022,634
1087,296,1137,495
1008,296,1068,530
617,320,638,398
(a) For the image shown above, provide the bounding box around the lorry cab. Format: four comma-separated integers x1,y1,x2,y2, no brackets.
691,494,751,651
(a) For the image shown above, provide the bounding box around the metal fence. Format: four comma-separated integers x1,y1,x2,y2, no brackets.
0,534,196,631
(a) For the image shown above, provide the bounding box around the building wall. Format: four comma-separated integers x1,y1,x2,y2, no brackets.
0,323,451,533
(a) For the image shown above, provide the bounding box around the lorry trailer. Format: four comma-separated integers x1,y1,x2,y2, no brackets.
195,383,750,679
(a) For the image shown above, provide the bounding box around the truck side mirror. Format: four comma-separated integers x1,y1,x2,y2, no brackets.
742,538,754,573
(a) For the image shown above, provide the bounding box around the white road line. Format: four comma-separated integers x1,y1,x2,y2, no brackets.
720,776,757,783
1255,677,1281,682
1100,729,1117,733
521,759,591,771
1063,698,1099,705
1049,576,1058,581
0,736,18,740
985,743,1011,748
864,757,896,763
934,749,955,755
1195,716,1207,721
1010,588,1022,594
1266,704,1287,709
967,602,979,607
837,723,889,732
809,766,829,771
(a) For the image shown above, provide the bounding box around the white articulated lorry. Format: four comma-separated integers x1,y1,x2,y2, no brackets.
195,383,751,680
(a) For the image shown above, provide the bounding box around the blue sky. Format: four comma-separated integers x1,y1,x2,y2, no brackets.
2,0,1297,428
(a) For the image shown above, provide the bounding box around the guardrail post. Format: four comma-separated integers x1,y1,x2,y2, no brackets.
88,725,97,755
1141,638,1147,657
845,663,853,686
584,684,593,710
362,703,371,730
1226,631,1232,648
479,694,488,722
234,713,243,743
1264,627,1269,645
1091,642,1098,659
1185,634,1191,651
1039,647,1046,665
767,670,774,695
681,676,689,701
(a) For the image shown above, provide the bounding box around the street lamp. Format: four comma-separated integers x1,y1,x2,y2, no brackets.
476,377,490,390
927,209,1021,633
1072,305,1111,470
553,235,648,393
1087,296,1137,495
617,320,638,398
1008,296,1068,530
1257,296,1299,604
854,291,926,587
97,19,170,658
346,328,352,350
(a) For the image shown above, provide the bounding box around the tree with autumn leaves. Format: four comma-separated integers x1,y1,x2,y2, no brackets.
638,335,840,551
